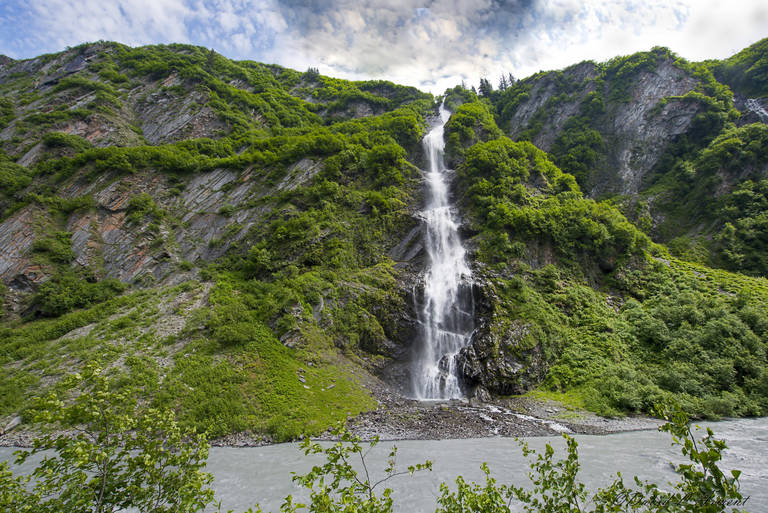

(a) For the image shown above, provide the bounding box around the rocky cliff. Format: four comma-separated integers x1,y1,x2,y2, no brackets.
0,42,429,308
497,48,728,197
488,41,768,274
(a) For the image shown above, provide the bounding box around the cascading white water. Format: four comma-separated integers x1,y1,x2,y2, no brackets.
413,103,474,400
745,98,768,123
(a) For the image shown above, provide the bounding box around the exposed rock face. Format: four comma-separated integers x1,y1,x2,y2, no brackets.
0,207,42,284
736,96,768,125
455,277,548,398
603,62,701,195
388,225,424,265
365,237,424,393
0,161,306,308
0,44,231,155
276,158,322,192
136,85,228,144
458,321,547,397
505,59,704,196
506,62,600,151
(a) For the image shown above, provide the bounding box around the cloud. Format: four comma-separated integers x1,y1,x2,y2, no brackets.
259,0,532,91
0,0,765,93
1,0,192,53
257,0,768,92
0,0,286,63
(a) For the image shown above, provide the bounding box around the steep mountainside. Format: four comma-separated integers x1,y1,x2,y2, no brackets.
0,42,432,440
485,40,768,277
1,41,768,441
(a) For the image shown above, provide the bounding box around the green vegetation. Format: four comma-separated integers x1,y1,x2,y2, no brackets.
33,272,126,317
0,153,32,216
549,91,605,185
488,47,735,193
449,97,768,419
647,123,768,274
282,425,433,513
603,46,675,102
478,41,768,295
444,99,502,164
455,109,641,271
42,131,92,153
126,192,163,223
0,97,13,130
1,363,214,513
2,39,768,443
0,42,434,441
711,37,768,97
716,179,768,274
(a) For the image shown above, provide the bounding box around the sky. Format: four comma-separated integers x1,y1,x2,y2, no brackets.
0,0,766,93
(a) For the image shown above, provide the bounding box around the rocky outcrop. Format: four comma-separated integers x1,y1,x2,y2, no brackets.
276,158,322,192
135,81,228,144
737,96,768,125
505,62,600,150
505,59,705,196
0,45,227,155
0,207,47,290
456,278,548,398
0,159,313,308
602,62,701,195
387,225,424,265
458,321,547,398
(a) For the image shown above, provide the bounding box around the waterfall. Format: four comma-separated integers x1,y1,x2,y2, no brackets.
412,102,474,400
745,99,768,123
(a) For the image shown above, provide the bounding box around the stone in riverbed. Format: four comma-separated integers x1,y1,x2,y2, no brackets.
1,415,22,435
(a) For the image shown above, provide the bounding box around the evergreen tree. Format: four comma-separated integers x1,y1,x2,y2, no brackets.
304,66,320,80
478,77,493,96
206,48,216,71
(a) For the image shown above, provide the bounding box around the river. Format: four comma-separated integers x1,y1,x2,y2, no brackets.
2,417,766,512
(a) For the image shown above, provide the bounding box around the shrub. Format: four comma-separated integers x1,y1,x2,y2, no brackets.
0,160,32,196
33,273,126,317
3,363,215,513
126,192,163,223
42,131,92,152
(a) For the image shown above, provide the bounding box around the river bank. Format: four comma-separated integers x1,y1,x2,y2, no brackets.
209,385,665,447
338,395,665,442
0,391,665,448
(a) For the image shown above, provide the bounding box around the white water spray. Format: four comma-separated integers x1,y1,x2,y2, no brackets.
413,103,474,400
745,98,768,123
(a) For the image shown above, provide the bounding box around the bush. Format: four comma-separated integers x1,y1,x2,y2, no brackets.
0,98,13,130
31,231,76,264
126,192,163,223
0,160,32,196
2,363,215,513
282,426,432,513
42,132,92,152
34,273,126,317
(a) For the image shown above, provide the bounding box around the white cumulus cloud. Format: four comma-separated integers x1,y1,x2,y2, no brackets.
0,0,765,93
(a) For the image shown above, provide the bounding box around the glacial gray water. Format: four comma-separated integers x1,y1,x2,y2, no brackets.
3,418,766,512
412,103,474,400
